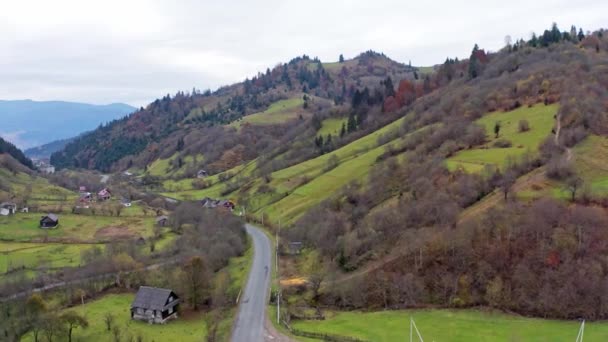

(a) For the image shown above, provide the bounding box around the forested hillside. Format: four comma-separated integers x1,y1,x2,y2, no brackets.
0,137,33,169
51,52,417,172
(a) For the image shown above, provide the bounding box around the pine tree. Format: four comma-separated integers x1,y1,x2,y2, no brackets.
347,114,357,133
468,44,480,79
578,28,585,41
340,122,346,137
339,54,345,63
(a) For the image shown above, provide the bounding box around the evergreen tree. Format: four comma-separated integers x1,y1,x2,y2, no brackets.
340,122,346,137
339,54,345,63
177,137,185,151
570,25,578,41
578,28,585,41
468,44,480,79
383,77,395,97
347,114,357,133
529,33,538,47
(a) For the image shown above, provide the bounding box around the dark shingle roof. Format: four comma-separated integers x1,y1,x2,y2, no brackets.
156,215,169,222
131,286,178,311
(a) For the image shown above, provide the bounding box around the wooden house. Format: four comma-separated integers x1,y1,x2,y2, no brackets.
40,214,59,228
131,286,180,324
0,202,17,216
197,169,208,178
97,188,111,201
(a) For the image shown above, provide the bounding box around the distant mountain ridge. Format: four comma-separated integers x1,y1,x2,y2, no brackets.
24,136,78,159
0,99,135,149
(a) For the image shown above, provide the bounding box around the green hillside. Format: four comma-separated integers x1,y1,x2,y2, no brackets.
447,104,557,172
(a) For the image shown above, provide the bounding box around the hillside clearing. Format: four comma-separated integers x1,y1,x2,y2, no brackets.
228,97,305,129
447,104,557,172
318,117,346,137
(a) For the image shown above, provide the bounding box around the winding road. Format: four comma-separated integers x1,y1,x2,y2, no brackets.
232,224,273,342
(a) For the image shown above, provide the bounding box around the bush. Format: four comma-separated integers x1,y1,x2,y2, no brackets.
518,119,530,132
546,157,573,180
493,139,513,148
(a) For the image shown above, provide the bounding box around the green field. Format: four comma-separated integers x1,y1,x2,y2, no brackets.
22,294,207,342
293,309,607,342
447,104,557,172
318,117,346,137
0,213,155,242
228,97,305,129
147,154,203,178
0,242,97,274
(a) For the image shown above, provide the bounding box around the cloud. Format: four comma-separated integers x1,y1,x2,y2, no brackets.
1,0,607,106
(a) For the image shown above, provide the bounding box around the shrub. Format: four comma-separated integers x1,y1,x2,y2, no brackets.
493,139,513,148
518,119,530,132
546,157,573,180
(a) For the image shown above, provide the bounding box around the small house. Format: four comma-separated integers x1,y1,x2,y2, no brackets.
131,286,180,324
0,202,17,216
98,188,111,201
156,215,169,227
121,198,132,207
196,170,208,178
79,186,87,193
79,192,92,203
201,197,218,208
218,199,235,211
40,214,59,228
288,242,303,255
21,207,29,213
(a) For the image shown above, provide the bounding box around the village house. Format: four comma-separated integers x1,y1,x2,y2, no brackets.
0,202,17,216
97,188,111,201
196,169,208,178
121,198,132,207
79,186,87,193
200,197,235,211
156,215,169,227
40,214,59,228
131,286,180,324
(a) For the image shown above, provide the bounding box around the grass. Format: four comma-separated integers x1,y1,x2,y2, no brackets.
447,104,557,172
147,153,204,178
0,242,97,275
228,97,305,129
0,212,155,242
22,293,207,342
318,117,346,137
226,237,253,296
515,135,608,201
292,309,608,342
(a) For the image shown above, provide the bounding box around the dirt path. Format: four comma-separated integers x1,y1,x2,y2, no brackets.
263,316,297,342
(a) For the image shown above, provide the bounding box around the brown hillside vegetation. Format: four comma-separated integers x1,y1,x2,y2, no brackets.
285,26,608,319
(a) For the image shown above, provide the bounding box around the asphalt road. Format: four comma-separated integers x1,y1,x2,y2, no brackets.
232,224,272,342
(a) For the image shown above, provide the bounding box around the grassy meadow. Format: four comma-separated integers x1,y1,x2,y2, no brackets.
447,104,557,172
292,309,606,342
228,97,305,129
318,117,346,137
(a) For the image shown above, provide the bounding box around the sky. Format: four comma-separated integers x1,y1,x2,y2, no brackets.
1,0,606,107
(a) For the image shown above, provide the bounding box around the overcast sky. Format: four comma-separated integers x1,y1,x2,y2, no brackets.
1,0,606,107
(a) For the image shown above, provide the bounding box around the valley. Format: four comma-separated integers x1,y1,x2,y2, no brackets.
1,17,608,342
